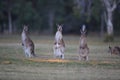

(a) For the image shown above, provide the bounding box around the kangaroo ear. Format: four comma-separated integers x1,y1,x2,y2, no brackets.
108,46,112,53
56,24,59,29
23,25,28,31
23,24,27,27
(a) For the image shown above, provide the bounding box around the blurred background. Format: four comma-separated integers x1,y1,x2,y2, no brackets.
0,0,120,36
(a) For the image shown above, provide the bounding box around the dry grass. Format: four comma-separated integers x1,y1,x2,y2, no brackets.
28,58,119,64
0,35,120,80
29,58,71,63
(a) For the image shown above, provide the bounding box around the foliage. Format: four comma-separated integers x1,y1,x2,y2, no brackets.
0,0,120,34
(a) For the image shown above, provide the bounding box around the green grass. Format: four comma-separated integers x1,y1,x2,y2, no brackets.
0,35,120,80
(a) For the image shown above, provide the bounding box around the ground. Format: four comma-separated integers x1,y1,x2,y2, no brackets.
0,35,120,80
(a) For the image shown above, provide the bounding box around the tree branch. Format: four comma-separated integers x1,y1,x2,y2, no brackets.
111,1,117,11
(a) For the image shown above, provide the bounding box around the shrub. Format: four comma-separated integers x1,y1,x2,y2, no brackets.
104,34,114,42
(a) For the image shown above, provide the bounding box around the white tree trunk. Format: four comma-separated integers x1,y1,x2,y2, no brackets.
102,0,116,36
107,16,113,35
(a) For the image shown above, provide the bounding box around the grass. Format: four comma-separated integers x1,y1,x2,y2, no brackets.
0,35,120,80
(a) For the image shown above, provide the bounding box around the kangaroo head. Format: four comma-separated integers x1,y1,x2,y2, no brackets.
57,24,63,32
108,46,112,53
23,25,28,32
108,46,118,54
80,25,86,37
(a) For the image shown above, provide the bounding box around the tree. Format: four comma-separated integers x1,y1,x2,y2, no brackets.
0,0,21,34
102,0,117,41
45,0,64,34
74,0,92,23
7,0,12,34
0,0,120,35
0,0,13,34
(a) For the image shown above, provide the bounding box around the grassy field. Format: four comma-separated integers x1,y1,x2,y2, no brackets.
0,35,120,80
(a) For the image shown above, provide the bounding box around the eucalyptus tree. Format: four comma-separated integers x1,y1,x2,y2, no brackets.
74,0,92,23
101,0,117,41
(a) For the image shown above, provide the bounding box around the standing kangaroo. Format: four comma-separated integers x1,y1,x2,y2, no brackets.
53,24,65,59
21,25,36,58
79,25,89,61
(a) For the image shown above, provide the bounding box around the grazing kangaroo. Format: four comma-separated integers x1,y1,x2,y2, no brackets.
79,25,89,61
21,25,36,58
109,46,120,55
53,24,65,59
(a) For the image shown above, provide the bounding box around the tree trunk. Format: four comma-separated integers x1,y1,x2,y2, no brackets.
8,7,12,34
75,0,86,15
48,10,55,34
107,9,114,36
107,20,113,36
74,0,92,23
104,11,114,42
100,13,104,37
102,0,117,42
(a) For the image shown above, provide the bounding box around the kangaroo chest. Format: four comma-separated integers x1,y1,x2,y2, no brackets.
22,32,27,41
80,37,87,47
55,31,62,42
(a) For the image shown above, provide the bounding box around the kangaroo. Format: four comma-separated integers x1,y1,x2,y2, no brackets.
53,24,65,59
21,25,36,58
109,46,120,55
79,25,89,61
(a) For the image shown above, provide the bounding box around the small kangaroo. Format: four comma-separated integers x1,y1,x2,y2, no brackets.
21,25,36,58
53,24,65,59
79,25,89,61
109,46,120,55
